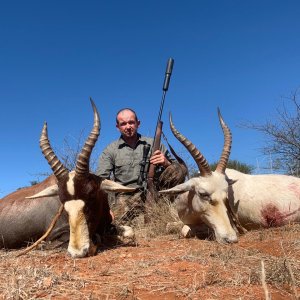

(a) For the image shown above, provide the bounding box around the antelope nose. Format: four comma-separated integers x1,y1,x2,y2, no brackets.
223,235,238,244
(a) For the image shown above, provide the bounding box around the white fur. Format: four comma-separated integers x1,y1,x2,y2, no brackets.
161,171,238,243
66,171,75,196
161,169,300,244
64,199,90,258
181,225,192,238
119,225,135,238
226,168,300,229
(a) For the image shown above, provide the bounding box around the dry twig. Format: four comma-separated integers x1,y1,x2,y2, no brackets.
16,204,64,257
261,260,270,300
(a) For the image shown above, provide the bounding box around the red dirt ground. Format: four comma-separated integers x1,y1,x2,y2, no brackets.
0,224,299,299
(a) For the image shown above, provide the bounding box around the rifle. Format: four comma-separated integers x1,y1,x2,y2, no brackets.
145,58,174,204
137,143,151,187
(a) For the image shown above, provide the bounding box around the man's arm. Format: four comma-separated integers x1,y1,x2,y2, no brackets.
96,146,114,179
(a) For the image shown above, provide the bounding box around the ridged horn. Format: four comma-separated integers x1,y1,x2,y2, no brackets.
40,122,69,180
75,97,100,176
169,112,212,177
215,108,232,174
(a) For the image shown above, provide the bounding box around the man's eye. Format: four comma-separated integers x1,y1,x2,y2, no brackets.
200,193,210,201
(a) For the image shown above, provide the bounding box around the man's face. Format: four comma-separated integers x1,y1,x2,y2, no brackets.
116,110,140,138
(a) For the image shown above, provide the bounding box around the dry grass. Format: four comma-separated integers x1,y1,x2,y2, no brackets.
133,196,182,239
0,199,299,299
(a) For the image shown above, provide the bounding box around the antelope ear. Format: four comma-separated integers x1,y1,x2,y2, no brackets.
226,178,238,186
159,180,195,195
25,185,59,199
100,179,136,193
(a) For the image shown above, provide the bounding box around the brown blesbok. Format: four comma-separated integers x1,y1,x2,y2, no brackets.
0,99,135,257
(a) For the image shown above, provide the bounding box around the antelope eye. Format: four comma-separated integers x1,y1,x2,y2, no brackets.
199,192,210,201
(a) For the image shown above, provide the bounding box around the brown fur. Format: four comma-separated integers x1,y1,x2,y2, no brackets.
1,175,57,201
0,175,69,249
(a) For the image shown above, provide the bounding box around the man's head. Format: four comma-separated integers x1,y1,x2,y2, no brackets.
116,108,140,139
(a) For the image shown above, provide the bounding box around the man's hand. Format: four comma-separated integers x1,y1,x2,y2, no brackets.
149,150,171,168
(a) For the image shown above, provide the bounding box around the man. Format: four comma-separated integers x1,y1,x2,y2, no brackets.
97,108,186,225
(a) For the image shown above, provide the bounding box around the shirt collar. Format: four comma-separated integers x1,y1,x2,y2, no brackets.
117,133,148,148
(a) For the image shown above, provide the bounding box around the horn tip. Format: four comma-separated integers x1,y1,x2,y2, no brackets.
217,107,225,125
89,97,99,114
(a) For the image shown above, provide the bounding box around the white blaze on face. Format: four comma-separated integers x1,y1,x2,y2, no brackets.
66,171,75,196
64,200,90,258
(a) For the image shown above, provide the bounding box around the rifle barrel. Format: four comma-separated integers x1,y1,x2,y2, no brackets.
145,58,175,203
157,58,174,129
163,58,174,91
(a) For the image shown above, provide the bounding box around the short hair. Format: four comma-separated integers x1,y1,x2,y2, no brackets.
116,108,138,124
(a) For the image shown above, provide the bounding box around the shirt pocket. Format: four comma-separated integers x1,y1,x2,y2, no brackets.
114,158,133,181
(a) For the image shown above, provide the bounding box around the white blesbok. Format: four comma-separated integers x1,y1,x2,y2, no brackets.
225,168,300,229
160,109,240,244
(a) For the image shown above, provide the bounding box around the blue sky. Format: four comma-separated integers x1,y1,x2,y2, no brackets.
1,1,300,196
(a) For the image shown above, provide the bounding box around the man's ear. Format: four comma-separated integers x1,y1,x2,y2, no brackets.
137,119,140,128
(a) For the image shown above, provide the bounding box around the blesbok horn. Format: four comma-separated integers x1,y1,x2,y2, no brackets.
40,123,69,180
169,112,212,177
75,97,100,176
215,108,232,174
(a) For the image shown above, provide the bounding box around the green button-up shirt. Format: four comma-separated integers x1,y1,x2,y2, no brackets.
96,134,173,188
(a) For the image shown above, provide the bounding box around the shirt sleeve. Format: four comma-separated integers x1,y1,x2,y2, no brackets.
96,145,114,179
